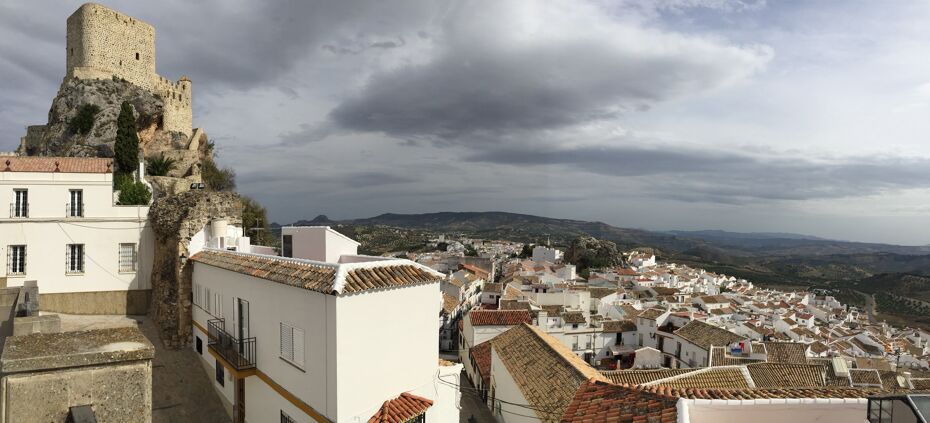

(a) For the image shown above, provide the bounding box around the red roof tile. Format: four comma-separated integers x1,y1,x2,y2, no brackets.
0,156,112,173
368,392,433,423
467,309,531,326
470,340,493,387
561,380,678,423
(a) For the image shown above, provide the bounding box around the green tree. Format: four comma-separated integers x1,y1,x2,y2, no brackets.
118,181,151,205
146,154,177,176
465,244,478,257
114,101,140,176
241,196,271,246
202,157,236,191
518,244,534,258
69,104,101,135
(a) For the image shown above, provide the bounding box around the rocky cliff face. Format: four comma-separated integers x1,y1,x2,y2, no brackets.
565,235,622,272
148,191,242,348
20,76,207,196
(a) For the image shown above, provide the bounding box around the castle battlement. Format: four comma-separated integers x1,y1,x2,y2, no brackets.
66,3,192,138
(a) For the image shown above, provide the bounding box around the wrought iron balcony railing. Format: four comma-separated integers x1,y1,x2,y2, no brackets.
207,318,256,371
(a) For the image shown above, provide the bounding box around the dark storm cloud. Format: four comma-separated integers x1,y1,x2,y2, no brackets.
329,2,771,142
469,144,930,201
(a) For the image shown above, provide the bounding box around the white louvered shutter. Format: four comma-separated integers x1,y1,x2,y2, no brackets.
293,327,305,366
280,322,294,362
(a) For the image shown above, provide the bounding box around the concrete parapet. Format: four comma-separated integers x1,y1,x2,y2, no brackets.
0,326,153,374
39,289,150,315
12,315,61,337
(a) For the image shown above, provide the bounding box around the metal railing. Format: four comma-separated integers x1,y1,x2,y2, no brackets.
66,203,84,217
207,319,256,371
9,203,28,218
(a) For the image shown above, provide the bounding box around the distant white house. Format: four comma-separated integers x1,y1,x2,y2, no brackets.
0,157,153,311
531,245,563,263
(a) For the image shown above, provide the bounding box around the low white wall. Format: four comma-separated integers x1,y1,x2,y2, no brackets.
681,398,868,423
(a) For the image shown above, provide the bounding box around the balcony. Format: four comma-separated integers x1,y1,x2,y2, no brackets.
207,319,256,371
66,203,84,218
9,203,28,218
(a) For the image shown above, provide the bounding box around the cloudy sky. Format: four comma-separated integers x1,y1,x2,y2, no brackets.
2,1,929,245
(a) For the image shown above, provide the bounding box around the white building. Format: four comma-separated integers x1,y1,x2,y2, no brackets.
0,157,153,308
189,230,460,423
531,245,563,263
280,226,360,262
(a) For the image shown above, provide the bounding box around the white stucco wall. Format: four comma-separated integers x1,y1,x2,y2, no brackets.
192,262,450,423
282,226,359,263
191,264,336,419
681,398,868,423
490,347,538,423
0,171,152,293
334,282,440,422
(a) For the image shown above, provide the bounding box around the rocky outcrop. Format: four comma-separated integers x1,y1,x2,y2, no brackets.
148,191,241,348
565,235,622,272
18,76,207,183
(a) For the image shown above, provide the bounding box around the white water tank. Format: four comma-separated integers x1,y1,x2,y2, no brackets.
211,219,228,239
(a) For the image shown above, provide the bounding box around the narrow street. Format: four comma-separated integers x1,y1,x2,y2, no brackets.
458,371,496,423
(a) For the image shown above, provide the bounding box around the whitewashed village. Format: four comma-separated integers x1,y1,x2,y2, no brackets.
0,3,928,423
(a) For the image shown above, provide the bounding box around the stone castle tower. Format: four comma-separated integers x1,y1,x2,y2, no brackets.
66,3,193,139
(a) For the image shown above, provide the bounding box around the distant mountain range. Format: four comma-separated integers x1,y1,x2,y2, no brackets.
274,211,930,258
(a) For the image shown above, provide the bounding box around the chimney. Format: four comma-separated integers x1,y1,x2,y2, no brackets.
537,310,548,329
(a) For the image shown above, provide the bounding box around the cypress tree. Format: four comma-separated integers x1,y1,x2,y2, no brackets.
114,101,139,177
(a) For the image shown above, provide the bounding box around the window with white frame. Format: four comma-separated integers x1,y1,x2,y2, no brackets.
279,322,305,368
7,245,26,275
119,243,137,272
68,189,83,217
12,189,28,217
66,244,84,274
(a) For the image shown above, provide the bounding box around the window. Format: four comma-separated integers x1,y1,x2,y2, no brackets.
12,189,27,217
196,336,203,354
282,235,293,258
7,245,26,275
66,244,84,274
279,322,305,368
215,360,224,386
119,243,137,272
68,190,83,217
135,52,140,60
407,413,426,423
280,411,297,423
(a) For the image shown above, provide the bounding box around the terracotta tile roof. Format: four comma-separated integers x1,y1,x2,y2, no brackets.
911,378,930,390
441,293,459,315
709,346,764,366
483,283,502,293
747,363,826,388
850,337,884,356
561,380,678,423
189,250,442,295
849,369,883,387
587,287,618,299
637,308,667,320
698,295,729,304
368,392,433,423
499,299,532,311
630,384,886,400
601,320,636,333
467,309,531,326
438,359,456,367
561,311,587,325
763,342,809,364
808,341,830,354
673,320,743,351
809,358,852,387
470,340,492,387
601,368,696,385
648,366,752,389
0,156,112,173
492,324,608,422
855,357,892,371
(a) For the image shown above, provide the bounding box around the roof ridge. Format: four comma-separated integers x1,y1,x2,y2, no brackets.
520,324,608,383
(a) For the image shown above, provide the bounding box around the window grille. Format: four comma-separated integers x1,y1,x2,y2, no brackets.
119,243,137,272
66,244,84,273
7,245,26,275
